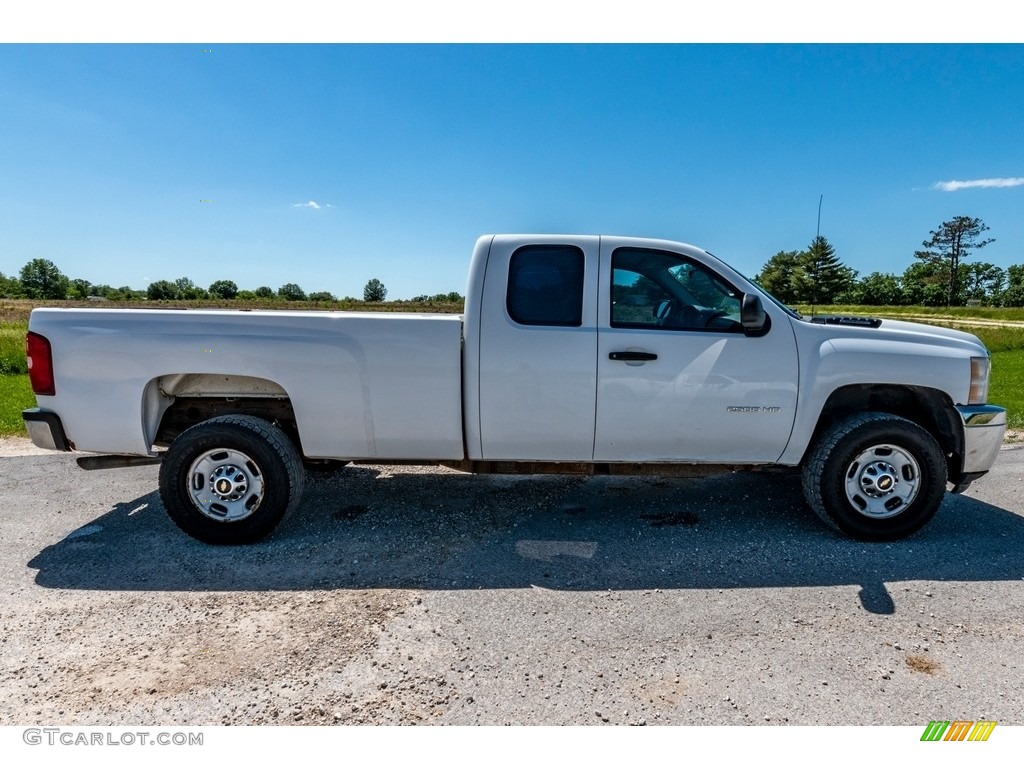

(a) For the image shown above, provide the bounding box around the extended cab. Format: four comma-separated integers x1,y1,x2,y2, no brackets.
23,234,1007,543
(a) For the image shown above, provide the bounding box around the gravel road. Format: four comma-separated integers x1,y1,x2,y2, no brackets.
1,445,1022,726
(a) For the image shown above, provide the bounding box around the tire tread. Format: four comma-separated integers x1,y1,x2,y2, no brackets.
159,414,304,544
801,411,945,540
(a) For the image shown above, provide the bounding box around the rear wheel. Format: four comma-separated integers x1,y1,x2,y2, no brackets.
802,412,946,541
159,415,304,544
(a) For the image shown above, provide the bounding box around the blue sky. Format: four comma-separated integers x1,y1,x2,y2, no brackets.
2,43,1023,298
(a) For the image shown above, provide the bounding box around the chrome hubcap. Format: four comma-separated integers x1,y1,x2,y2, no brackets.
188,449,264,522
844,444,921,519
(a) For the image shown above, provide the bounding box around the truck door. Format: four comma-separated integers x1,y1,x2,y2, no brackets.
594,240,799,463
475,236,599,461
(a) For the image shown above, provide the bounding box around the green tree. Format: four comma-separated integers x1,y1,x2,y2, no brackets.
901,262,948,306
1000,264,1024,306
423,291,463,303
1008,264,1024,288
363,278,387,302
961,262,1004,304
790,236,856,305
147,280,179,300
845,271,905,306
208,280,239,299
254,286,275,299
278,283,306,301
100,285,141,301
68,278,93,299
754,251,801,304
308,291,337,302
914,216,994,307
174,277,207,300
19,258,70,299
120,286,145,301
0,271,25,298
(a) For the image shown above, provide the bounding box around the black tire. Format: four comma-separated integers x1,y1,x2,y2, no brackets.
159,415,304,544
801,412,947,541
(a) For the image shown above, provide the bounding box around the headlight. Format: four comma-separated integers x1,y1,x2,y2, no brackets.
969,356,990,405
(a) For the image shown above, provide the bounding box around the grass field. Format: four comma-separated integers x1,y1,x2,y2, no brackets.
990,350,1024,428
0,322,28,375
793,304,1024,323
2,302,1022,437
1,319,33,434
0,373,34,435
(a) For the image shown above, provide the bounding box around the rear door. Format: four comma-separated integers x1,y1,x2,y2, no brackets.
476,236,599,461
594,239,799,463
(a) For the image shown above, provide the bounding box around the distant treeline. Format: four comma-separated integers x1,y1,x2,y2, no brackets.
755,216,1024,308
0,262,463,305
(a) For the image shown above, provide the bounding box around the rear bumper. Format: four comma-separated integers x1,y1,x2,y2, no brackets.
22,408,72,452
956,404,1006,474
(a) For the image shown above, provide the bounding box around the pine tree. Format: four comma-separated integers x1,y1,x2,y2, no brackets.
914,216,994,307
790,236,856,305
363,278,387,302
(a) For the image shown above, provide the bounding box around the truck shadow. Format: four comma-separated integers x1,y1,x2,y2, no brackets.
28,465,1024,615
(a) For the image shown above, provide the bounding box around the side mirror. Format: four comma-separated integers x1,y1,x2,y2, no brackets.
740,293,767,331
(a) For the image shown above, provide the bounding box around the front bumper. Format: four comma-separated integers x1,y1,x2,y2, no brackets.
956,404,1006,474
22,408,71,452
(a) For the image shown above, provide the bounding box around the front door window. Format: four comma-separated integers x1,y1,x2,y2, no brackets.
612,248,742,332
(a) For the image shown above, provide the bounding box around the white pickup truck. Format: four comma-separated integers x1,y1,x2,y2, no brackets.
23,234,1006,544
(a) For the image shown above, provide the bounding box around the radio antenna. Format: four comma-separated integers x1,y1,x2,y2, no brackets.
812,194,823,317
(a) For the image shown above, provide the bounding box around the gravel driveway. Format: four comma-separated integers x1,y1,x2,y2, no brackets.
1,445,1022,725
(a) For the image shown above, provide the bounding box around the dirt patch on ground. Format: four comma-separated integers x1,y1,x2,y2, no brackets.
0,437,56,457
0,590,413,725
905,655,942,675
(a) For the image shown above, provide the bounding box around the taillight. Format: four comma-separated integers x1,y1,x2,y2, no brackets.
26,332,55,396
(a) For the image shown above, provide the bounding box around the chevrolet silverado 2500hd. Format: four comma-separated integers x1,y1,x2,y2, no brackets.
22,234,1006,544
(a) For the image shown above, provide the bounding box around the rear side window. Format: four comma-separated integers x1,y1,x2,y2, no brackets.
506,245,585,327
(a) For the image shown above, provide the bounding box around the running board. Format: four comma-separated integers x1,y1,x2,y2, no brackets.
77,454,164,471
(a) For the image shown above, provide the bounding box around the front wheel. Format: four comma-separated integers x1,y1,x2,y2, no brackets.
802,412,947,541
159,415,304,544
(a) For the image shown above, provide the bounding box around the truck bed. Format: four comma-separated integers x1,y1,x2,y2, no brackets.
29,308,466,460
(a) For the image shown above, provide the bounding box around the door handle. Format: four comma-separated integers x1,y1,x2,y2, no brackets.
609,351,658,362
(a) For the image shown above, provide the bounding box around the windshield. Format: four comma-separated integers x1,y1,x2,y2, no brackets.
704,250,804,320
755,284,804,320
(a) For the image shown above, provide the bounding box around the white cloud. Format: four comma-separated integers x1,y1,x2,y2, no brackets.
291,200,322,209
933,177,1024,192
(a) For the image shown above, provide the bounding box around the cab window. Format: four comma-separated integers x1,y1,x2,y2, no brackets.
507,245,585,327
611,248,742,332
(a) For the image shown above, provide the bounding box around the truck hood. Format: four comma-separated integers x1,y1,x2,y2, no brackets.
804,315,989,356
